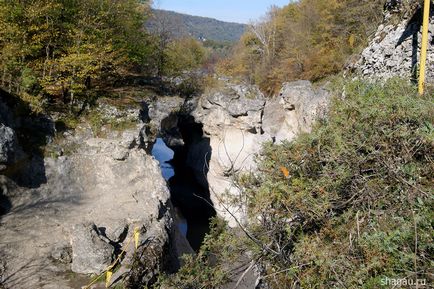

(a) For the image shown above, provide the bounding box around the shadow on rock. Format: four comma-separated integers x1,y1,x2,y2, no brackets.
168,114,216,251
396,6,434,82
0,180,11,218
0,89,55,188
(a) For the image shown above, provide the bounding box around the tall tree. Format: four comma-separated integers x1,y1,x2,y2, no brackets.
0,0,152,108
218,0,384,94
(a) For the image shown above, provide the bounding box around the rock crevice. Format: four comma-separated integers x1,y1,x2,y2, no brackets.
157,80,331,227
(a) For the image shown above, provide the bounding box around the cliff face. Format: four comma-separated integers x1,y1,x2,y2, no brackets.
355,5,434,82
189,80,330,227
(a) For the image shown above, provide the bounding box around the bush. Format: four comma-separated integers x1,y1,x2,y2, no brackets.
155,219,231,289
164,78,433,288
242,78,433,288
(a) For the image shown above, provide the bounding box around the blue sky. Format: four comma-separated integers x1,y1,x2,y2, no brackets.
152,0,290,24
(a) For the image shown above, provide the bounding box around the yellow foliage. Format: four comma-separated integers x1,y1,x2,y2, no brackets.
219,0,384,94
164,37,207,75
0,0,152,105
280,166,290,178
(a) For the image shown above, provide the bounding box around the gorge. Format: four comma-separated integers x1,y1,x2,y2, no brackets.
0,76,331,288
0,1,433,288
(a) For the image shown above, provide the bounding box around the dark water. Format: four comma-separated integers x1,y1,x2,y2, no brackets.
151,138,175,180
151,138,187,236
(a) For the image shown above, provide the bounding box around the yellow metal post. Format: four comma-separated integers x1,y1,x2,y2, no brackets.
418,0,431,95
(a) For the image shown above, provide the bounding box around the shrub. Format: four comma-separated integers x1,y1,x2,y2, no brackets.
241,78,433,288
155,219,232,289
164,78,433,288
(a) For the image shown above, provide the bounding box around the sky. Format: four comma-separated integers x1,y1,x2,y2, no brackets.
152,0,290,24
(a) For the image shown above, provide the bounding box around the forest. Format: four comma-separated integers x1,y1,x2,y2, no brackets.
219,0,387,94
0,0,208,113
0,0,413,107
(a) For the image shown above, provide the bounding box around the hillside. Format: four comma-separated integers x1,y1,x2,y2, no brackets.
147,9,246,42
217,0,386,94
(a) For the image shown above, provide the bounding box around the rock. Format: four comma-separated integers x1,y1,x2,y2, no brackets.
191,80,330,226
0,92,20,171
0,124,17,170
204,85,265,117
353,8,434,82
96,100,140,122
263,81,330,143
71,223,114,274
148,96,185,147
123,220,172,288
51,245,72,264
103,220,129,243
0,111,177,288
0,259,5,277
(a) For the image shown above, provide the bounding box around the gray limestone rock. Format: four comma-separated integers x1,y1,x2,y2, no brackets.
0,124,17,170
191,79,330,226
353,9,434,82
204,84,265,117
70,223,114,274
263,81,330,143
0,114,176,288
51,245,72,264
148,96,185,147
103,220,129,243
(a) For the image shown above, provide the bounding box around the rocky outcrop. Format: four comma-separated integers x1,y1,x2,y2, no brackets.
0,124,17,171
354,6,434,82
148,96,185,147
0,79,331,286
191,80,331,226
0,100,182,288
70,223,115,274
263,81,330,143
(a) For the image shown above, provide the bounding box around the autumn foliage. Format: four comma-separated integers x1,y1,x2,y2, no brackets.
0,0,154,109
218,0,385,95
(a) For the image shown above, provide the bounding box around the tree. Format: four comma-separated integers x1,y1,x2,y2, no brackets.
218,0,385,94
0,0,152,109
163,37,207,76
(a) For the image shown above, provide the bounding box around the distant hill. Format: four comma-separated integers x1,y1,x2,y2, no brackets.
147,9,247,43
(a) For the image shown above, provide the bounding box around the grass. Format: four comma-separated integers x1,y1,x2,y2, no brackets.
86,110,137,138
44,98,140,158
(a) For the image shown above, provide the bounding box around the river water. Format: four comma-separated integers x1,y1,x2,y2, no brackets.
151,138,188,237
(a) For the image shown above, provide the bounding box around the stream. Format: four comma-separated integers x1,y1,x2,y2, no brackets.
151,138,188,237
152,137,213,250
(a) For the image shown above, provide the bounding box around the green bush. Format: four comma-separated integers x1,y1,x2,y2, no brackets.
245,78,433,288
155,219,231,289
164,78,433,288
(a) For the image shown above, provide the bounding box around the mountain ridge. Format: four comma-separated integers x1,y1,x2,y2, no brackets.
147,9,247,42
